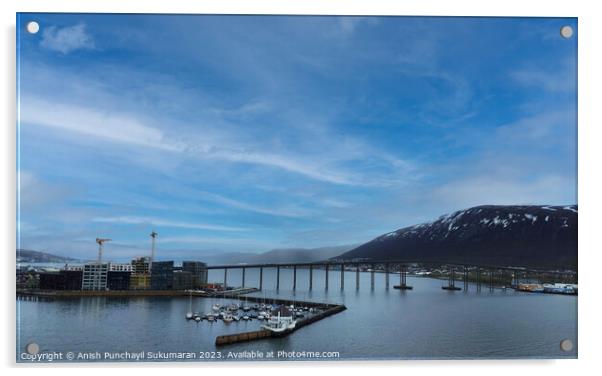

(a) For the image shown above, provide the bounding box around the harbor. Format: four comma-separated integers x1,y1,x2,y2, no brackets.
16,272,577,360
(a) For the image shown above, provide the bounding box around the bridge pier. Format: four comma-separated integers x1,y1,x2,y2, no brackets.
442,266,461,291
224,268,228,290
463,266,468,291
293,265,297,290
385,263,390,289
340,264,345,290
489,269,494,292
477,267,481,292
356,265,360,290
325,264,329,290
309,265,313,290
395,264,413,290
370,265,375,290
276,266,280,290
242,267,246,287
259,267,263,290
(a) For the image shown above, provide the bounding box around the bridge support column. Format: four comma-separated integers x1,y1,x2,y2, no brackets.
489,269,494,292
242,267,246,287
309,265,313,290
477,268,481,292
371,265,375,290
259,267,263,291
442,266,460,291
340,264,345,290
224,268,228,290
356,265,360,290
463,266,468,291
293,265,297,290
276,266,280,290
385,263,390,289
325,264,329,290
396,264,413,290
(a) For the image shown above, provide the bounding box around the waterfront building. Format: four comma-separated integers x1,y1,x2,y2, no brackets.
131,257,150,274
62,270,83,290
173,271,194,290
110,263,134,272
82,263,109,290
150,261,174,290
39,270,83,290
63,264,83,271
182,261,208,288
130,273,151,290
39,272,65,290
107,271,131,290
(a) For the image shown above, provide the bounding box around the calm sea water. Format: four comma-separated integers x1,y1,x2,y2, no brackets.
16,268,577,362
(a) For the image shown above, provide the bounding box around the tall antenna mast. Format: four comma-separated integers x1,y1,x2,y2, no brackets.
149,231,158,273
95,237,112,263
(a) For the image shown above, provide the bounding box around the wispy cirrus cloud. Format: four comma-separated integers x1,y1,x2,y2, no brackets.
196,191,314,218
92,216,248,232
20,96,182,152
40,23,95,54
21,92,406,187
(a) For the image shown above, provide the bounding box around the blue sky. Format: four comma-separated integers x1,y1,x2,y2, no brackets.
17,14,577,261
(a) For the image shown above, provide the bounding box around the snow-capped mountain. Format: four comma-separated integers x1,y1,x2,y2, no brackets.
337,205,577,269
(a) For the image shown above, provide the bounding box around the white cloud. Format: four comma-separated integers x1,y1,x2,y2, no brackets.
21,95,394,187
20,96,183,152
40,23,95,54
92,216,248,232
196,191,313,218
509,65,575,94
337,17,378,36
20,60,416,188
430,174,575,210
158,235,272,248
496,110,574,144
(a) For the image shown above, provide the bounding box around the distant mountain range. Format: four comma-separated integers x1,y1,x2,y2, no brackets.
17,205,577,269
336,205,577,269
202,245,357,265
17,249,77,263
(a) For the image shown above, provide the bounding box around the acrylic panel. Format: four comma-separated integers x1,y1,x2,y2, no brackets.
16,14,578,362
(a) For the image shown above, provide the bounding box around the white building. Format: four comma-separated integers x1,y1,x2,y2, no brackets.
109,263,134,272
82,263,109,290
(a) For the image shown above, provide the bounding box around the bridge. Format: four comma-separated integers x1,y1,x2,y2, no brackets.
204,260,577,292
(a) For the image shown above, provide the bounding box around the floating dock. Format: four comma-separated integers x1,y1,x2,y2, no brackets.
215,300,346,346
393,284,413,290
441,286,462,291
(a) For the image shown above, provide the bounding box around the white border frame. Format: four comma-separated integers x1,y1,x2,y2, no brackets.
2,1,600,375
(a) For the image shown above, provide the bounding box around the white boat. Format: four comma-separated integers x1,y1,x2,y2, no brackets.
262,306,297,333
223,313,234,323
242,315,250,321
194,316,201,322
212,304,221,311
186,312,193,320
227,304,239,312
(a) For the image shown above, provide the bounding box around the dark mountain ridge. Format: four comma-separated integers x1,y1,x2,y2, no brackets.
337,205,577,269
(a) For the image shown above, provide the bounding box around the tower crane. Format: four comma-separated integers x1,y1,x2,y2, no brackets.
149,231,158,273
95,237,112,264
